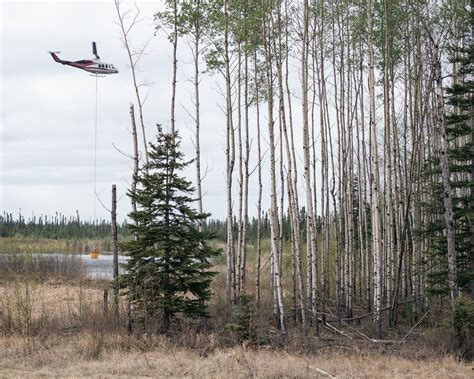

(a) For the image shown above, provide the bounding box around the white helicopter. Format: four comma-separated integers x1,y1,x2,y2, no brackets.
49,42,118,75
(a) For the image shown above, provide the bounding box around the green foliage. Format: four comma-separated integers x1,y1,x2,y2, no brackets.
120,127,220,331
421,41,473,297
453,298,474,359
228,293,258,344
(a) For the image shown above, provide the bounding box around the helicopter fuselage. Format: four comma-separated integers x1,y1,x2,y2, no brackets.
50,52,118,75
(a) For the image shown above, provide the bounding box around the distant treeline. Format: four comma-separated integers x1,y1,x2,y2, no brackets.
1,209,320,243
0,211,129,239
205,207,322,244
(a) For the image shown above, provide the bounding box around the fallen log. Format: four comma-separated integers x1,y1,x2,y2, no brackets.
308,365,336,378
341,297,425,323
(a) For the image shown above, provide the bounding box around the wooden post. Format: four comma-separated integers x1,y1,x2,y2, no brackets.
127,296,132,335
103,288,109,314
112,184,119,318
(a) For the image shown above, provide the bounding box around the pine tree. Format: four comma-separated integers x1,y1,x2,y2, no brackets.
120,127,220,332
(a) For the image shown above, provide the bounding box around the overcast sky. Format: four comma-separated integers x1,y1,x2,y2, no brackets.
0,0,247,222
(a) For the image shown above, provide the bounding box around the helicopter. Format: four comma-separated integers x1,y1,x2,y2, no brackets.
49,42,118,75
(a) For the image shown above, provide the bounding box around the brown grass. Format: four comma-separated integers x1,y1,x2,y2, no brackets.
0,281,471,378
0,332,471,378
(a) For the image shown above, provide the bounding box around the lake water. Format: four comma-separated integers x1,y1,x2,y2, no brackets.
0,252,128,280
78,253,128,279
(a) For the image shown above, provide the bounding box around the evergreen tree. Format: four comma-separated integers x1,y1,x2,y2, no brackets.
422,42,473,297
120,127,220,331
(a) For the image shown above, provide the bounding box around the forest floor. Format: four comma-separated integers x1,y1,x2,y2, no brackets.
0,279,472,378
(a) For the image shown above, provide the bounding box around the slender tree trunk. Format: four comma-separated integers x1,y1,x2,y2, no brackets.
302,0,317,327
192,13,203,231
273,2,306,327
382,0,394,311
315,5,332,318
114,1,149,165
130,103,139,234
224,0,236,304
236,44,244,297
263,6,285,333
241,47,250,295
432,38,458,305
170,0,178,136
254,50,263,309
367,0,383,339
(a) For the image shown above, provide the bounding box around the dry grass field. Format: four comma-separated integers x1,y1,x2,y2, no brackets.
0,280,472,378
0,334,472,378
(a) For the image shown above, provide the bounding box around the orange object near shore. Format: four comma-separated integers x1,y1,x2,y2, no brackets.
89,251,99,259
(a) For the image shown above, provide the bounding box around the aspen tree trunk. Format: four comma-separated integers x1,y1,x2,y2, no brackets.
411,28,423,311
130,104,139,233
344,12,354,318
391,63,403,311
278,70,284,280
331,8,343,314
432,38,458,305
236,44,244,297
114,0,149,165
224,0,236,304
359,47,372,312
328,107,340,309
301,0,317,326
367,0,383,339
382,0,394,310
192,6,203,232
273,4,306,326
170,0,178,136
254,51,263,309
241,47,250,294
288,179,298,324
284,0,306,326
310,15,320,310
402,48,415,310
316,11,330,323
263,6,285,333
354,57,366,308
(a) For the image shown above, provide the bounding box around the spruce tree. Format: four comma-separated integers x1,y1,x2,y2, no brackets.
120,127,219,331
422,43,473,297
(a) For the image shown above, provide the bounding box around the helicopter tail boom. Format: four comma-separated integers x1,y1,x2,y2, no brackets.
49,51,65,64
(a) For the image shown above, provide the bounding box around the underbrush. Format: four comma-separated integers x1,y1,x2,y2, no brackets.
0,253,85,281
0,251,470,367
0,277,469,361
0,276,472,377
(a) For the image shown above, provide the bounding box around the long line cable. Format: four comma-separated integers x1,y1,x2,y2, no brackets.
94,74,98,227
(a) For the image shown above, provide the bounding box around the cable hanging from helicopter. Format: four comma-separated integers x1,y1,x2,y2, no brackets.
49,42,118,253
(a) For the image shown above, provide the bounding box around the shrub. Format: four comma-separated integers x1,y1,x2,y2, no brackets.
228,293,257,344
453,297,474,359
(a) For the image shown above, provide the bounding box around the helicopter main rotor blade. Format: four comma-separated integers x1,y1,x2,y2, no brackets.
92,41,100,60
